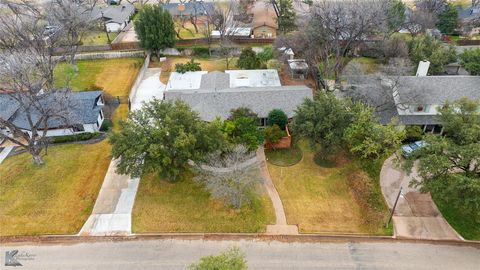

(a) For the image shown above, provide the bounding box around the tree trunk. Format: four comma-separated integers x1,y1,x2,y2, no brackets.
31,152,44,165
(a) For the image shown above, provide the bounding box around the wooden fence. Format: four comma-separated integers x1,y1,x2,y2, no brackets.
457,40,480,46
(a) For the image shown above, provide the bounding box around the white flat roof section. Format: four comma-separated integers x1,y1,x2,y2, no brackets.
225,69,281,88
166,71,207,91
131,69,165,111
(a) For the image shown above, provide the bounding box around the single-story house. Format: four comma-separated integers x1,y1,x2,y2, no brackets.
162,2,214,17
90,4,135,32
0,91,105,138
457,6,480,36
164,70,312,124
342,76,480,133
251,1,278,38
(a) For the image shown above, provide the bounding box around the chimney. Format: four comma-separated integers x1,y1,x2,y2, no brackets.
416,61,430,77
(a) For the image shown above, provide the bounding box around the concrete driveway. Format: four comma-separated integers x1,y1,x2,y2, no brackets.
380,155,462,240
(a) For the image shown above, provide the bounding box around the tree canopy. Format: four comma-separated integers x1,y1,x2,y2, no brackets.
267,109,288,130
459,48,480,75
109,100,225,181
277,0,297,34
436,3,459,34
134,4,176,58
404,98,480,215
409,35,457,74
237,47,262,70
292,92,352,156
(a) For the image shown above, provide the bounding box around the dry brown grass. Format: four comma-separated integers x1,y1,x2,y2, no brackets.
268,140,388,234
132,172,275,233
157,57,237,84
0,141,112,236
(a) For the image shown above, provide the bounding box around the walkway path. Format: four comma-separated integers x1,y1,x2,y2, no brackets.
80,67,166,236
0,146,14,164
257,147,298,235
380,155,462,240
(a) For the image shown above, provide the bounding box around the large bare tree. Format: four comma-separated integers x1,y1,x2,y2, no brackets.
0,52,77,165
194,145,263,209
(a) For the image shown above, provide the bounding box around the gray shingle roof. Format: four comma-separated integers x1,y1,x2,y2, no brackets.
162,2,214,16
91,4,135,24
396,76,480,105
165,86,313,121
200,71,230,90
0,91,103,130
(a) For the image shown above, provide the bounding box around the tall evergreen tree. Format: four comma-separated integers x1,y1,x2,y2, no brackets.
436,3,459,34
277,0,297,34
134,5,176,58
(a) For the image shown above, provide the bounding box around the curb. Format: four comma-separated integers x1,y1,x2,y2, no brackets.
2,233,480,247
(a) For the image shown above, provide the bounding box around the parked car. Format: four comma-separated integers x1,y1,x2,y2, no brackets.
401,140,427,157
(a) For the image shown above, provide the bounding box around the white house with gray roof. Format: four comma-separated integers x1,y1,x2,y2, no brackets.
164,70,313,124
90,4,135,32
0,91,105,138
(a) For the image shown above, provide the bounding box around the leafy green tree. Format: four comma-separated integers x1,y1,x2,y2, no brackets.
404,99,480,216
405,125,424,142
175,59,202,73
237,47,261,70
223,117,263,152
134,4,176,59
344,104,405,159
257,47,274,63
277,0,297,34
291,92,352,156
387,0,407,33
409,35,457,74
267,109,288,129
436,3,459,34
459,48,480,75
264,124,285,147
109,100,225,181
229,107,259,121
189,247,247,270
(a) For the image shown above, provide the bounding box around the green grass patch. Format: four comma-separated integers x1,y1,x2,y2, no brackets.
132,172,275,233
82,30,118,45
265,146,303,167
54,58,144,96
431,190,480,240
0,141,112,236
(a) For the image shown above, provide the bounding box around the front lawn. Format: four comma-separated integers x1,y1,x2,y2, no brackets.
432,189,480,240
132,172,275,233
267,140,390,234
81,30,118,45
265,146,303,167
54,58,144,96
0,141,111,236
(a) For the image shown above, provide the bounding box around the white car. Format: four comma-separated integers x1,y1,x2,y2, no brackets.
401,140,427,157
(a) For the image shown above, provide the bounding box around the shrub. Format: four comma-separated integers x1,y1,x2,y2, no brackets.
404,125,423,142
175,59,202,73
237,47,261,70
229,107,259,121
257,47,274,62
264,124,285,145
266,59,282,71
267,109,288,129
192,47,210,58
52,132,101,143
459,48,480,75
100,119,113,132
189,247,247,270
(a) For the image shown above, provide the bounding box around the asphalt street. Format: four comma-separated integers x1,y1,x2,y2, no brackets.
1,239,479,269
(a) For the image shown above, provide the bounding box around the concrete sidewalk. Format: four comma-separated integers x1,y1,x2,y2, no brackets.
79,159,140,236
257,147,299,235
380,156,462,240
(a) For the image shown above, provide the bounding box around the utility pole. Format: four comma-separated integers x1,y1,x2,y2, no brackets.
386,187,403,228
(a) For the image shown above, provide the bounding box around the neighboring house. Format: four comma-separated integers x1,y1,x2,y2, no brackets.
90,4,135,32
343,76,480,133
164,70,312,124
457,6,480,36
0,91,105,138
251,1,278,38
162,2,214,17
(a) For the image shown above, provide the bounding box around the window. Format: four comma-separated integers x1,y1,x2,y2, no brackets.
72,124,85,132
